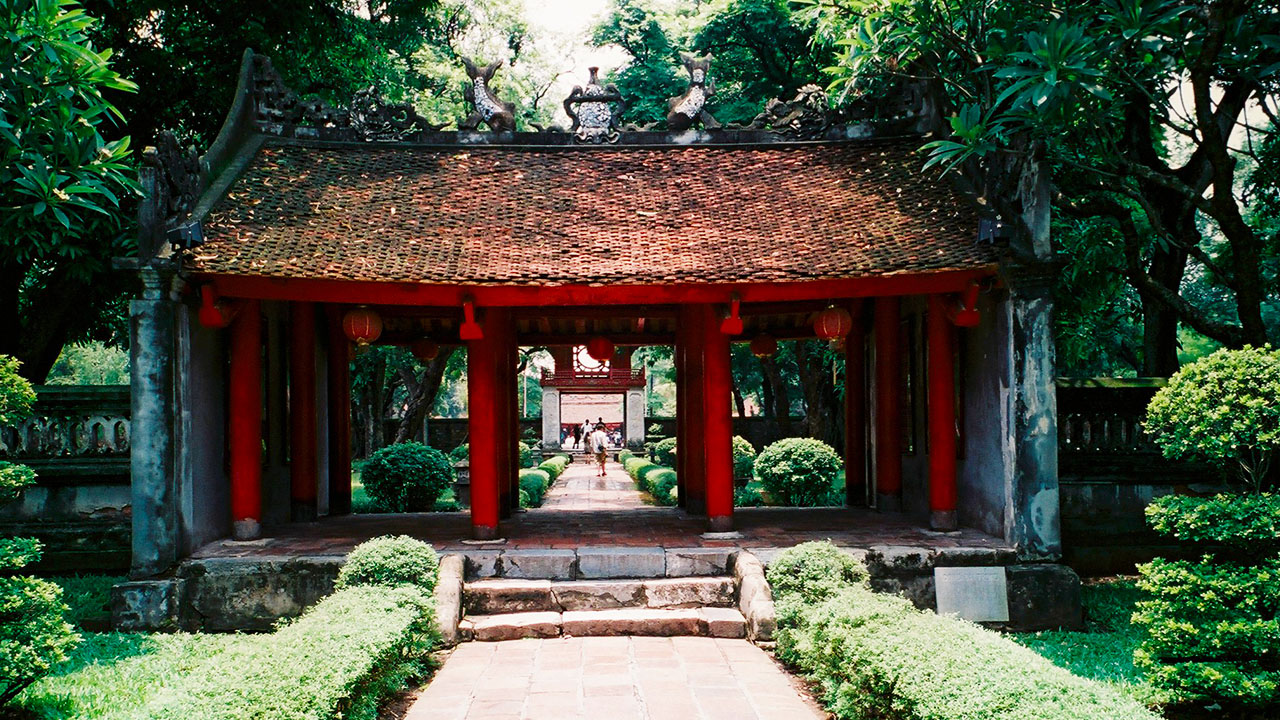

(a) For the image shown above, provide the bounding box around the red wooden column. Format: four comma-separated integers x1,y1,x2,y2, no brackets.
326,308,352,516
467,308,504,539
289,302,318,522
681,304,707,515
701,304,734,532
844,300,868,506
927,294,959,530
873,297,903,511
229,299,263,539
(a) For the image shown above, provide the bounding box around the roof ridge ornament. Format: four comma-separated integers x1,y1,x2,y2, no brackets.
563,67,626,144
251,55,444,141
735,84,847,140
666,53,719,132
459,57,517,133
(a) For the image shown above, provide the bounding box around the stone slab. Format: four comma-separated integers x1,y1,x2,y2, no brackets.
464,579,555,614
470,611,563,641
664,548,732,576
562,608,704,637
501,549,576,580
436,555,465,646
462,549,501,579
111,579,182,632
934,566,1009,622
577,546,666,579
1004,564,1083,631
643,577,735,609
552,580,646,611
699,607,747,638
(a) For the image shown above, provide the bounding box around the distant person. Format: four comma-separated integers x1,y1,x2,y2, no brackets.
572,423,582,449
588,424,609,477
580,419,592,450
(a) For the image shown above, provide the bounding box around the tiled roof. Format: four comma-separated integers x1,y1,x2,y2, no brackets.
191,138,998,285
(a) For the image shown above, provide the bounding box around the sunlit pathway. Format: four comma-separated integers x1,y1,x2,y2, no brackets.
405,636,825,720
538,456,647,511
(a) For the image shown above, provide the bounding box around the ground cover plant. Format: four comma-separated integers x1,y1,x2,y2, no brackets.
770,541,1159,720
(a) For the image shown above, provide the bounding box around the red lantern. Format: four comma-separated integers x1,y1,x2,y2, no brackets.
586,336,614,363
814,306,853,345
411,339,439,362
342,306,382,345
749,333,778,358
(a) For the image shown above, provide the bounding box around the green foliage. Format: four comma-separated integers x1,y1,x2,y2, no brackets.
517,441,537,469
731,435,756,480
0,356,35,426
653,437,678,467
0,461,37,505
646,468,678,507
360,442,455,513
754,437,841,506
766,541,866,606
49,575,122,627
734,483,764,507
44,342,129,385
449,443,469,462
335,535,439,596
144,585,436,720
519,468,551,507
772,549,1158,720
538,455,569,480
592,0,684,127
1144,347,1280,491
1,571,80,706
1133,493,1280,709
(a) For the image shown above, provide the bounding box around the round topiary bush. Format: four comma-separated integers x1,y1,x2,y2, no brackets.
1145,346,1280,492
732,435,756,481
361,442,455,512
653,437,678,467
754,437,842,506
335,535,439,595
766,540,867,605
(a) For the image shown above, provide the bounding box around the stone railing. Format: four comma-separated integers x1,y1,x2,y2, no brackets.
540,369,646,389
0,385,131,486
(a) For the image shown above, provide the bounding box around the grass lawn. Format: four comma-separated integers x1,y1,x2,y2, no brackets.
1014,578,1167,707
351,469,460,514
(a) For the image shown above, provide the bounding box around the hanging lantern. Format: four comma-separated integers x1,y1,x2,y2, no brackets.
411,339,440,362
813,306,853,346
342,306,382,346
586,336,614,363
749,333,778,358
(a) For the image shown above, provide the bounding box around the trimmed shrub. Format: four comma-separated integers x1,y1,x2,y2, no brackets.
145,585,435,720
732,435,756,480
448,443,468,462
754,438,841,506
771,544,1157,720
519,468,552,507
336,535,439,596
1144,346,1280,492
1133,493,1280,710
539,455,569,480
767,541,867,606
361,442,454,513
653,437,678,467
517,441,537,469
618,449,635,464
647,468,678,506
734,484,765,507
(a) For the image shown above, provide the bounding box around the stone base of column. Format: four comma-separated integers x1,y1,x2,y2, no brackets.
291,502,317,523
472,524,499,541
232,518,261,541
876,493,902,512
707,515,733,533
930,510,958,531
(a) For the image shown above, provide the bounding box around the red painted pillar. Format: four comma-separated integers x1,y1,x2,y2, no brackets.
467,308,503,539
326,308,352,516
229,299,263,539
873,297,903,511
927,294,959,530
702,304,734,532
844,300,868,506
682,305,707,515
289,302,318,522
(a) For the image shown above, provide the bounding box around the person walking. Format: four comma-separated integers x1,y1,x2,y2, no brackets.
572,423,582,450
588,424,609,477
580,419,592,451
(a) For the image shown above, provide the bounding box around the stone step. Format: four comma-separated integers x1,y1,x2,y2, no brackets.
460,607,747,642
463,576,735,615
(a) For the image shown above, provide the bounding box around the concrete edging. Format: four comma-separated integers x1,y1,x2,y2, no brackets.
435,555,465,646
729,550,776,642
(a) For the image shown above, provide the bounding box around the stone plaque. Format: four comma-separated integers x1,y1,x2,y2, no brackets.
934,566,1009,622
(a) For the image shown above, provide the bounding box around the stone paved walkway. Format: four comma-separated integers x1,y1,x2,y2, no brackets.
539,458,646,511
405,637,826,720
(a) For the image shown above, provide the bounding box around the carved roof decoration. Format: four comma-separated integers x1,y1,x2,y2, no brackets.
563,67,626,144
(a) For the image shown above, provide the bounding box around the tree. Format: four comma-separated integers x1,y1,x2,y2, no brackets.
0,0,139,382
592,0,686,126
800,0,1280,375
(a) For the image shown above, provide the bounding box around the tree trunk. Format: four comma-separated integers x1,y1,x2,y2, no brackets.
760,356,792,434
794,340,841,449
1140,245,1186,377
394,347,457,444
730,373,747,418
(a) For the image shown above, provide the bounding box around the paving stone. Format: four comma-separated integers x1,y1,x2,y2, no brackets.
464,550,502,579
464,579,555,614
665,547,732,576
561,608,705,637
500,549,576,580
552,580,646,610
577,546,666,579
699,607,747,638
643,577,735,608
469,612,562,641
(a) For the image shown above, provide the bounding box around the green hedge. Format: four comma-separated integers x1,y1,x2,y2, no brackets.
653,437,678,467
754,437,841,506
336,535,438,596
519,468,552,507
770,542,1158,720
361,443,454,512
538,455,569,480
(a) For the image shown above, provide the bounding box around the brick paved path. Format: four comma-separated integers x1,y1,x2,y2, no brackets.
539,458,646,511
406,637,825,720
